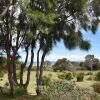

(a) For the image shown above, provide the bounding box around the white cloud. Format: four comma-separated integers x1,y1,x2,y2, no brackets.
20,51,100,63
20,53,85,62
45,54,85,61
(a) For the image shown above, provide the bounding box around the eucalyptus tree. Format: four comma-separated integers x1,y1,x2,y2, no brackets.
0,0,30,94
24,0,58,95
26,0,100,95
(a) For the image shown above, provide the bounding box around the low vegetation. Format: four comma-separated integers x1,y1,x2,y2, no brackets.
39,80,97,100
76,73,84,82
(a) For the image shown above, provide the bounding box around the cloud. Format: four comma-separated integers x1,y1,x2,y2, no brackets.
20,53,85,62
19,50,100,63
45,54,85,61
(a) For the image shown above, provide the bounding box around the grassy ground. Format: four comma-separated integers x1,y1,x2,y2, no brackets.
0,70,100,100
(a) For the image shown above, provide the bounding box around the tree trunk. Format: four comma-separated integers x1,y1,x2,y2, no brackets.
5,1,14,94
12,54,18,85
20,46,29,85
39,52,46,85
36,47,41,96
24,44,34,88
7,53,14,95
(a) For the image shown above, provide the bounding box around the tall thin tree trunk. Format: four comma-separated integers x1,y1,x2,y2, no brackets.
24,44,34,88
5,0,14,94
12,53,18,85
39,52,46,85
36,47,41,96
20,46,29,85
7,53,14,95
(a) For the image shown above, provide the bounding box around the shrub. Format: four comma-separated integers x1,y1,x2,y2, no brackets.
72,72,76,77
5,82,9,87
86,76,93,81
93,83,100,93
42,74,52,86
95,71,100,81
76,73,84,82
85,72,93,75
65,73,73,80
0,78,3,81
16,71,20,79
14,85,27,96
58,72,73,80
0,71,4,78
39,80,95,100
58,73,66,79
31,66,37,71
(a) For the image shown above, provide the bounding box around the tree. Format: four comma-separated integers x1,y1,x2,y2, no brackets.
0,0,32,94
53,58,72,71
85,54,100,70
0,0,100,96
85,55,94,70
27,0,100,95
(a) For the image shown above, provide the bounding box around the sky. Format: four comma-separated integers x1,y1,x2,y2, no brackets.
20,25,100,62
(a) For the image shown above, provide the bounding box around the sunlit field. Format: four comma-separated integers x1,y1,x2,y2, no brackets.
0,70,100,100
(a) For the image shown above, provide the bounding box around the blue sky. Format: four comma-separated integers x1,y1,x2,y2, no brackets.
20,25,100,62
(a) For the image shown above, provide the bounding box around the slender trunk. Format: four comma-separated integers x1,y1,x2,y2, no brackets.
36,47,41,96
20,46,29,85
5,0,14,94
7,53,14,95
39,52,46,85
24,45,34,88
12,53,18,85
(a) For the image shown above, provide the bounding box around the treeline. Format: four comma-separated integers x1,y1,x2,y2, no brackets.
51,55,100,72
0,0,100,96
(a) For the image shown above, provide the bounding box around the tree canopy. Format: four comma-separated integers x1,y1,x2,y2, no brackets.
0,0,100,95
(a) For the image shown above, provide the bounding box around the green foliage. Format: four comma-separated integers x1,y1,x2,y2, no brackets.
0,78,3,81
72,72,76,77
42,74,52,86
76,73,84,82
85,72,93,76
4,82,9,87
0,71,4,78
14,85,27,96
93,83,100,93
58,72,73,80
31,66,37,71
39,80,95,100
53,58,72,72
86,76,93,81
95,71,100,81
16,71,20,79
0,57,6,73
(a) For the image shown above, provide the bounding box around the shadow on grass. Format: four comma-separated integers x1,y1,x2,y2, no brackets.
0,94,38,100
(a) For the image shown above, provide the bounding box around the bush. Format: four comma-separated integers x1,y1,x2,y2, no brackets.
0,78,3,81
72,72,76,77
14,85,27,96
5,82,9,87
16,71,20,79
76,73,84,82
58,72,73,80
42,74,52,86
85,72,93,75
86,76,93,81
0,71,4,78
95,71,100,81
93,83,100,93
39,80,95,100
